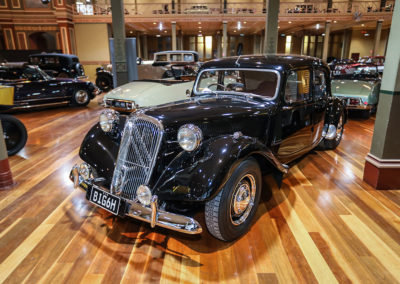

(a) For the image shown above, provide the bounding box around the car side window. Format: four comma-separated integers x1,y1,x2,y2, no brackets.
314,69,327,99
284,69,310,103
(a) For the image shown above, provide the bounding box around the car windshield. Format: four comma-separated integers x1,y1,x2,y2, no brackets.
332,65,379,80
0,66,51,81
195,69,278,99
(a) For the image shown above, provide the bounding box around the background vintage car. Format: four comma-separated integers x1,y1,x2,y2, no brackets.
103,79,193,112
28,53,85,78
95,51,199,91
332,64,381,118
71,55,346,242
0,63,99,109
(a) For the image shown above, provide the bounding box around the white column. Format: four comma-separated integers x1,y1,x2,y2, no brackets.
373,20,383,56
222,21,228,57
172,21,177,51
322,20,331,62
263,0,279,54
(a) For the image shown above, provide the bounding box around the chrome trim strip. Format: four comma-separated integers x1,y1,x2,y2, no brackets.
12,101,69,109
193,68,281,101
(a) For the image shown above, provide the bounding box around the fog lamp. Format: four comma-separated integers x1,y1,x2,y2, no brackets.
79,163,91,180
99,109,119,133
137,185,152,206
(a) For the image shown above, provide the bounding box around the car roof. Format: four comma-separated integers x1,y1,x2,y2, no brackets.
200,54,326,71
29,53,78,59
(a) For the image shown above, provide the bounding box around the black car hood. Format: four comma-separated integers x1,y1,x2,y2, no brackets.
143,95,277,126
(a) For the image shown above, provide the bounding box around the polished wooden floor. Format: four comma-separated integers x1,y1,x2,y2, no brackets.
1,98,400,284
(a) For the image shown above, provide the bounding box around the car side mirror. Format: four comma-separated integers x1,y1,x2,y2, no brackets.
186,89,191,97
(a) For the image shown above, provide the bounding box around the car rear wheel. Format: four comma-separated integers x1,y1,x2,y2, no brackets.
0,114,27,156
324,111,345,150
96,74,113,92
72,89,90,106
205,158,261,241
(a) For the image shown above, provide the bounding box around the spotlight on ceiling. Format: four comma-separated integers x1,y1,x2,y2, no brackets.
316,23,320,30
237,21,241,30
159,22,163,31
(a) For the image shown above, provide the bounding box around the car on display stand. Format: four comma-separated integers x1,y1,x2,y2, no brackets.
70,55,346,241
95,50,200,91
28,53,86,79
331,64,381,118
0,63,100,109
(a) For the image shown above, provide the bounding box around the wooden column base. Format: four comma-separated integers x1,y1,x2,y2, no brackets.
364,153,400,190
0,158,13,189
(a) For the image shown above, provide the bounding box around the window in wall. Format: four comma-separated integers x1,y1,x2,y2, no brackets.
285,35,292,54
205,36,212,59
197,36,204,59
284,69,311,103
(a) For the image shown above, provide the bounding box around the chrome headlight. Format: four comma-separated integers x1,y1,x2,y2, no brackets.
177,124,202,151
99,109,119,133
136,185,152,206
79,163,91,180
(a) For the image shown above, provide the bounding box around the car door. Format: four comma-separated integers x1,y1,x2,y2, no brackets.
311,68,328,145
275,68,314,163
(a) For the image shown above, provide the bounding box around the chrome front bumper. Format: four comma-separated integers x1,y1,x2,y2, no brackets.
70,165,202,235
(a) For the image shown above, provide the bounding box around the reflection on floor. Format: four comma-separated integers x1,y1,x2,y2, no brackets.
1,103,399,283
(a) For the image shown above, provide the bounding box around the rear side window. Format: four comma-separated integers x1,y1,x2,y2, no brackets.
43,57,59,64
29,57,41,65
155,54,167,61
284,69,310,103
313,69,327,99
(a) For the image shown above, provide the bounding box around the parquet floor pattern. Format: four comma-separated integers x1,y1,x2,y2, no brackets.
0,100,399,283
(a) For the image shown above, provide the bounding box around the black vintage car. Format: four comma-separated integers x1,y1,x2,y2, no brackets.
70,55,346,241
0,63,100,109
28,53,85,78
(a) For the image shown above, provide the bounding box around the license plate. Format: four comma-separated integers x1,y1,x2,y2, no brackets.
89,186,121,215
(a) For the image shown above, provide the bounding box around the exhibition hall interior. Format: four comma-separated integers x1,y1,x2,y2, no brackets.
0,0,400,282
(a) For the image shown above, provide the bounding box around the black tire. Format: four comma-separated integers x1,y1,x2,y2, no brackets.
96,74,113,92
362,109,371,119
324,111,345,150
0,114,27,156
71,89,90,106
205,158,262,241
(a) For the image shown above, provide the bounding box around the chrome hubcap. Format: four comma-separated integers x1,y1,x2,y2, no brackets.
76,90,89,104
230,174,256,226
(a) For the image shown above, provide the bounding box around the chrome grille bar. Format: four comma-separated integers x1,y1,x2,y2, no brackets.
111,113,163,200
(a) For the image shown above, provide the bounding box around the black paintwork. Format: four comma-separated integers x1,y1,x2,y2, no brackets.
28,53,85,78
79,55,346,203
0,64,97,109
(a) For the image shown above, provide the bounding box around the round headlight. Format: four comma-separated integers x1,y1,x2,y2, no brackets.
99,109,119,133
136,185,152,206
177,124,202,151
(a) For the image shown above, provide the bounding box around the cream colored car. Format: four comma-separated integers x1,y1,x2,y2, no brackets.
103,79,194,112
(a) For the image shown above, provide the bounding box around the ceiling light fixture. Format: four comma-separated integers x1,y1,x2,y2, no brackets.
316,23,320,30
159,22,163,31
361,23,365,27
288,21,292,24
334,20,337,23
237,21,241,30
153,22,156,25
156,34,161,37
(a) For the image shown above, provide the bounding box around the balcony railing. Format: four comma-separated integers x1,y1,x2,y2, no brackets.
73,1,395,17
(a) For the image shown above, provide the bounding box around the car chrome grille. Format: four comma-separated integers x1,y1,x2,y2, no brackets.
111,114,163,200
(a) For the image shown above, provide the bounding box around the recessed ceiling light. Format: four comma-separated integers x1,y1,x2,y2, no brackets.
198,22,201,24
316,23,320,29
288,21,292,24
199,31,202,33
164,30,167,33
361,24,365,27
156,35,161,37
244,21,247,24
129,31,133,34
233,30,236,32
322,33,325,36
199,27,202,29
153,22,156,25
334,20,337,23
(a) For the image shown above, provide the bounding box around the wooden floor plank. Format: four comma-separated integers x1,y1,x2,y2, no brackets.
1,104,399,283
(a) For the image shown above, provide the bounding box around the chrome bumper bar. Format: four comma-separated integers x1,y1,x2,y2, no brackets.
70,165,202,235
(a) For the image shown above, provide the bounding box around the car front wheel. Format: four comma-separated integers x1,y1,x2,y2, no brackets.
205,158,261,241
72,89,90,106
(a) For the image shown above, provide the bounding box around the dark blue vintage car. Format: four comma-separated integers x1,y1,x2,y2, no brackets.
0,63,100,109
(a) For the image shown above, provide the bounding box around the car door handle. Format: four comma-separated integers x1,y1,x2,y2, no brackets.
282,106,294,110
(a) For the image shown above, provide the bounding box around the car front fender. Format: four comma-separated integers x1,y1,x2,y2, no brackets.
153,134,286,202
